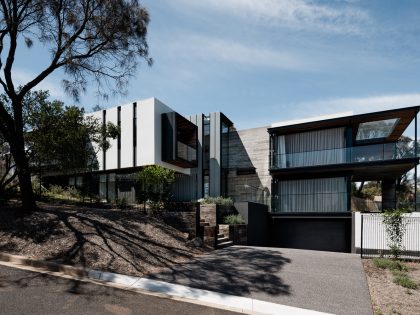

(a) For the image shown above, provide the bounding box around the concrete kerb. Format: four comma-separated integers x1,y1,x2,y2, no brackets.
0,252,333,315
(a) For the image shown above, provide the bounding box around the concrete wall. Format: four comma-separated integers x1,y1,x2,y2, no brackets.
227,126,271,205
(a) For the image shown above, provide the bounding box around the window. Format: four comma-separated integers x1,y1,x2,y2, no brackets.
356,118,399,141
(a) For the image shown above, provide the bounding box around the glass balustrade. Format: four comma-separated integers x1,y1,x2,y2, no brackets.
269,141,419,169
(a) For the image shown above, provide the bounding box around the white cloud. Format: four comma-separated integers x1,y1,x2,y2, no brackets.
179,0,370,34
9,68,66,99
168,35,313,71
286,93,420,119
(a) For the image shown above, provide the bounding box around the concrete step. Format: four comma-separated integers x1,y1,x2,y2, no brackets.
200,222,210,227
217,233,224,238
217,237,230,244
217,241,233,249
200,219,206,222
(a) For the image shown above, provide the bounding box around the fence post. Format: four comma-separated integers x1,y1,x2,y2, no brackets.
360,214,364,258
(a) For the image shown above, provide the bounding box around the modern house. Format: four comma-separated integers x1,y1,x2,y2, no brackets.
268,107,419,252
46,98,420,253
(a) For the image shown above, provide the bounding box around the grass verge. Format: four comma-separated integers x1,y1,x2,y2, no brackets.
373,258,418,290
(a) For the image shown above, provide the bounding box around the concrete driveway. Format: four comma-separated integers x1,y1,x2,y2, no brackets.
148,246,373,315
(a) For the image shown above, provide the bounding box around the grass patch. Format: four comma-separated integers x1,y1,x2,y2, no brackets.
373,258,418,290
392,272,418,290
373,258,407,272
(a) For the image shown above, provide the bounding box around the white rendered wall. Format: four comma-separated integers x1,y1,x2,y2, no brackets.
137,98,156,166
87,97,191,175
120,102,134,168
105,106,118,170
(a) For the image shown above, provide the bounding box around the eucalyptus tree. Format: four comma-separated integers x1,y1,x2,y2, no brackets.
0,0,151,210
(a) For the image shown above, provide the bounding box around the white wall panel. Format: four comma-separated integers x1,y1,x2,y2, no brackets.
137,98,156,166
120,103,134,168
105,107,118,170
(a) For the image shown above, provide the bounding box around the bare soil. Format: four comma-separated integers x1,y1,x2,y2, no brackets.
363,259,420,315
0,201,207,277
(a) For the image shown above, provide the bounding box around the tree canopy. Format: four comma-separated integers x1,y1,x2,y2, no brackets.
0,0,151,210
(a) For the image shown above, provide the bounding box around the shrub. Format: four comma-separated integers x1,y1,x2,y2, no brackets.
136,165,175,210
224,214,245,225
373,258,407,272
48,185,65,195
383,208,409,259
392,272,418,290
115,197,128,210
199,196,234,207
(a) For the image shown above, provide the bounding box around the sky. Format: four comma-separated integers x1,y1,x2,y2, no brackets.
9,0,420,130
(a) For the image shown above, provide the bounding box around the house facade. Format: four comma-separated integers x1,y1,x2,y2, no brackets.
47,98,420,252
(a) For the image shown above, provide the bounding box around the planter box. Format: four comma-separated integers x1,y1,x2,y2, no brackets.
218,224,247,245
200,203,237,226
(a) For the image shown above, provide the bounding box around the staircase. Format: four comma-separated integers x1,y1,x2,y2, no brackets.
200,219,233,249
216,232,233,249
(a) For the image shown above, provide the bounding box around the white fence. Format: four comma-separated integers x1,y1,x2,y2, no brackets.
354,212,420,259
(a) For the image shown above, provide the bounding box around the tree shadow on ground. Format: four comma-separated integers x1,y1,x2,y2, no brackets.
0,202,201,277
148,247,292,297
0,264,138,298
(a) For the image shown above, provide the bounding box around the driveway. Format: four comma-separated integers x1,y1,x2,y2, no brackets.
148,246,373,315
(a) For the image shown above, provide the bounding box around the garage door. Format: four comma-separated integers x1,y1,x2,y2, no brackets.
271,218,352,252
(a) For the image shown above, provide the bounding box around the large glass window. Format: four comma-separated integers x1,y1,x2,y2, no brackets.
273,177,348,213
356,118,399,141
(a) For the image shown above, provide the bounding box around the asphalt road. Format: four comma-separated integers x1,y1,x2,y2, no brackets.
0,264,240,315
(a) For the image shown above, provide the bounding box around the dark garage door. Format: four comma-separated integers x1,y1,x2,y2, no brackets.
271,218,352,252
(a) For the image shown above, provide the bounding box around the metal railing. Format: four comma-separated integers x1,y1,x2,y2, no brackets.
270,140,419,170
360,213,420,259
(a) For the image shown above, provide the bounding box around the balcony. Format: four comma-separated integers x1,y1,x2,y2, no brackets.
176,141,197,165
269,141,419,171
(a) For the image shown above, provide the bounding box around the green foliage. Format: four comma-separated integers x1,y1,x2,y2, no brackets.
45,185,82,201
392,271,418,290
115,197,128,210
383,208,410,259
224,214,245,225
136,165,175,210
372,257,418,290
372,258,407,272
353,181,381,200
199,196,234,207
19,90,119,175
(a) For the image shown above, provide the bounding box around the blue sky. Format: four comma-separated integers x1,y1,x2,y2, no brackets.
10,0,420,130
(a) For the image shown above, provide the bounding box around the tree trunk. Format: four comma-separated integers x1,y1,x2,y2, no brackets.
8,130,36,212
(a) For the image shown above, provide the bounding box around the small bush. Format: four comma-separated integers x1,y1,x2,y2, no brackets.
373,258,407,272
199,196,234,207
224,214,245,225
115,197,128,209
48,184,65,195
392,272,418,290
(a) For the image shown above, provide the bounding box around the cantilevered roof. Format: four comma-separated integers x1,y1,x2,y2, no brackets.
268,106,420,143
